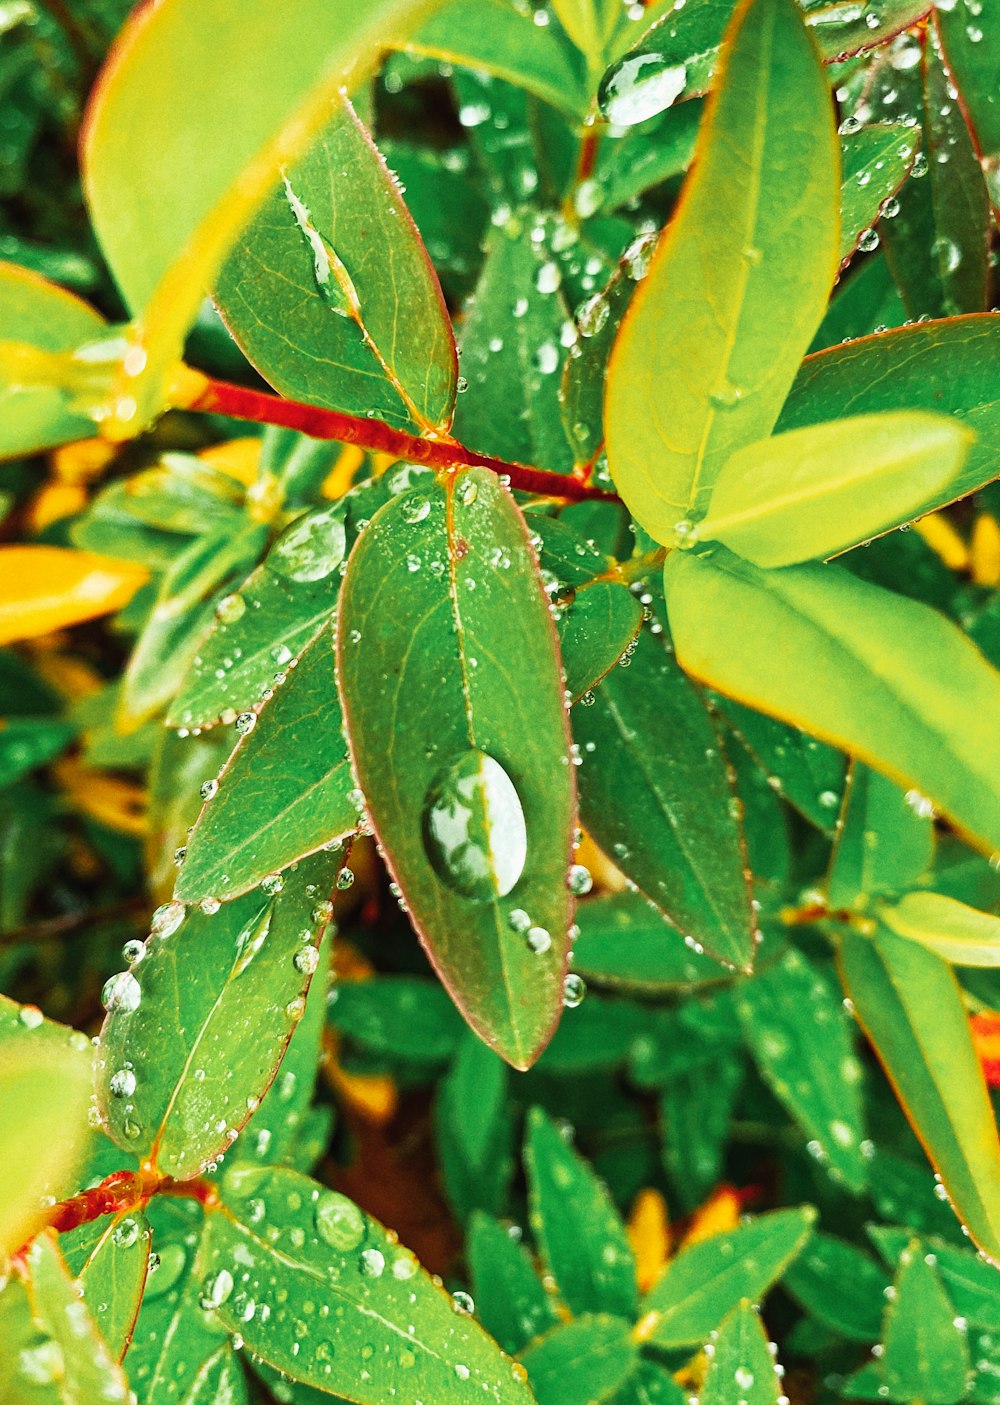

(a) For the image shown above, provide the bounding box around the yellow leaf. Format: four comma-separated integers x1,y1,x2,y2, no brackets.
54,758,147,837
916,511,969,571
0,547,148,645
199,436,261,486
627,1188,671,1292
51,436,116,485
680,1184,742,1249
972,513,1000,587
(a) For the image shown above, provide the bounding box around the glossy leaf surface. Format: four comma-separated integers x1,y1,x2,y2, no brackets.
337,470,576,1069
97,853,337,1178
216,97,456,433
62,1211,151,1361
839,925,1000,1265
783,1232,888,1341
521,1315,638,1405
572,892,732,992
665,549,1000,854
204,1164,534,1404
176,631,356,902
575,627,754,969
882,1243,970,1404
468,1212,559,1356
605,0,839,543
881,890,1000,967
699,1302,781,1405
826,762,934,910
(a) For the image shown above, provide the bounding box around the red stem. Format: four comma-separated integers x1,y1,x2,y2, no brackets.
28,1168,218,1243
191,379,620,506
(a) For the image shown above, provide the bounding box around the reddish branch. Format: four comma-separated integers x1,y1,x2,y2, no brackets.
191,378,620,506
27,1167,217,1245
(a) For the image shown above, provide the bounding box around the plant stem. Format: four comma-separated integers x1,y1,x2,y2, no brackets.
189,378,621,506
28,1168,218,1244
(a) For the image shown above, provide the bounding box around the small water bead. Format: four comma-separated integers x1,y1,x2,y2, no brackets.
932,235,962,272
567,863,592,896
109,1068,137,1098
199,897,221,916
858,227,880,252
735,1367,755,1391
598,53,687,126
508,908,531,933
623,232,656,281
422,751,527,902
270,506,347,582
123,938,147,966
526,925,551,955
102,971,141,1014
576,293,610,338
535,261,561,294
236,712,257,736
535,341,559,375
562,973,586,1008
216,593,245,624
316,1191,367,1250
113,1216,140,1250
173,846,188,868
201,1268,235,1309
260,872,284,896
359,1248,386,1278
452,1290,475,1315
294,944,320,975
18,1004,43,1029
838,114,863,135
402,496,432,525
336,867,355,891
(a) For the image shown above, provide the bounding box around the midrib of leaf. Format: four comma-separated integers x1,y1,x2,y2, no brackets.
685,0,774,520
280,173,433,432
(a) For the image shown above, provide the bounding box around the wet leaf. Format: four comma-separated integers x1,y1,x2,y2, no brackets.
0,547,148,647
839,924,1000,1265
525,1107,638,1319
203,1163,535,1404
468,1212,559,1356
437,1032,515,1222
867,1226,1000,1332
882,1242,970,1404
605,0,839,544
734,948,867,1193
337,470,576,1069
215,96,457,434
176,630,355,903
699,1301,782,1405
638,1206,816,1348
783,1232,888,1342
575,627,755,970
572,892,732,993
880,891,1000,967
839,123,917,264
665,548,1000,854
521,1315,638,1405
61,1211,151,1361
826,762,934,910
331,977,465,1065
97,852,338,1178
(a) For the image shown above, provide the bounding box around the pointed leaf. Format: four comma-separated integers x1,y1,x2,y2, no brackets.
881,891,1000,967
331,977,465,1065
468,1213,559,1356
664,549,1000,854
0,547,148,647
573,892,734,993
937,0,1000,193
783,1233,889,1342
575,627,754,969
97,853,338,1178
521,1315,638,1405
839,123,918,264
838,925,1000,1265
176,631,356,902
62,1211,151,1361
882,1242,970,1404
660,1055,744,1209
638,1206,816,1348
0,262,106,459
525,1107,638,1319
827,762,934,910
867,1227,1000,1332
605,0,839,543
437,1033,514,1221
694,411,972,567
337,469,576,1069
215,97,456,434
734,948,868,1192
203,1164,535,1405
699,1302,782,1405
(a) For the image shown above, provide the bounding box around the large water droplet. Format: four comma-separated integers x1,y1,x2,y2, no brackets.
598,53,687,126
422,751,527,901
269,506,347,582
102,971,141,1014
316,1192,367,1251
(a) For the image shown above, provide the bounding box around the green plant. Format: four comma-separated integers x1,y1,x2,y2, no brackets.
1,0,1000,1399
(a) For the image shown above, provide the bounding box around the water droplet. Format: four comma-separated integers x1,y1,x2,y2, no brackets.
109,1068,137,1098
534,260,561,294
216,593,245,624
359,1248,385,1278
452,1290,475,1315
526,925,551,955
422,751,527,901
201,1268,235,1309
336,867,355,891
102,971,141,1014
858,227,880,252
563,973,586,1008
567,863,592,896
260,872,284,896
576,293,610,338
122,938,146,965
402,497,431,525
735,1367,755,1390
236,712,257,736
316,1192,367,1250
294,944,320,975
598,53,687,126
200,778,219,801
112,1216,140,1249
270,506,347,582
508,908,531,933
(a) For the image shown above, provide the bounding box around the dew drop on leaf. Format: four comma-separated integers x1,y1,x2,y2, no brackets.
101,970,141,1014
269,506,347,582
422,750,527,901
315,1191,367,1251
562,973,586,1008
598,53,687,126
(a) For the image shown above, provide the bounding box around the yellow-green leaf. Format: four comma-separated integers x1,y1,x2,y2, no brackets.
604,0,839,545
694,411,973,567
881,891,1000,968
0,547,148,646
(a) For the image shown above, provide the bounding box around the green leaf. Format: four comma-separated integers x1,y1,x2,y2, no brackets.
838,925,1000,1266
608,1358,687,1405
0,997,94,1259
521,1315,639,1405
437,1032,514,1222
659,1054,744,1209
468,1212,559,1356
935,0,1000,201
0,719,76,790
882,1242,970,1405
215,97,457,434
560,255,637,467
527,514,642,703
97,852,337,1178
693,411,973,567
337,470,576,1069
880,891,1000,967
0,262,105,460
575,626,754,970
1,1234,131,1403
203,1163,535,1404
827,762,934,910
810,252,906,353
867,1227,1000,1332
838,124,918,264
61,1211,151,1360
572,892,733,993
604,0,839,544
664,549,1000,854
638,1206,816,1348
175,630,356,903
400,0,589,118
81,0,443,430
734,948,867,1192
525,1106,638,1319
783,1232,888,1342
331,977,465,1065
452,222,575,475
782,317,1000,509
712,695,845,831
699,1302,782,1405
